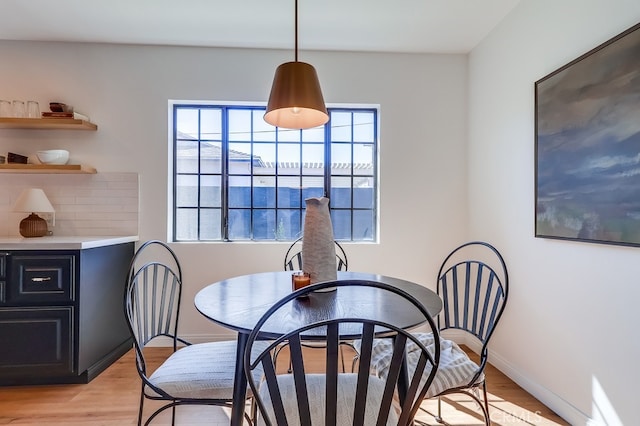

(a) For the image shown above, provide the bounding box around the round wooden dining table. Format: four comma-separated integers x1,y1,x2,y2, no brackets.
194,270,442,426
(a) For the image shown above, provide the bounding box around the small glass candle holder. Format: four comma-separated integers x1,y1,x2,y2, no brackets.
291,271,311,293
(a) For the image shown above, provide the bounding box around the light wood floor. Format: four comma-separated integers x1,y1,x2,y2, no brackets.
0,346,568,426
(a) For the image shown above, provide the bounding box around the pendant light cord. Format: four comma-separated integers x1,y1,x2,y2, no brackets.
294,0,298,62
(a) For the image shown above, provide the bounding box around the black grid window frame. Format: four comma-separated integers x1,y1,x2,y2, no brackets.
172,104,378,242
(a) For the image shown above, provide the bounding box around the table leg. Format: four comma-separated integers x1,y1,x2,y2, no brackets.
230,333,249,426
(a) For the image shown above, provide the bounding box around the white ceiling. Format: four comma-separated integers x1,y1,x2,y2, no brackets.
0,0,520,54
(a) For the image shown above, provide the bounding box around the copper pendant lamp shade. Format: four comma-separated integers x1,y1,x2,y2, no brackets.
264,0,328,130
264,61,328,129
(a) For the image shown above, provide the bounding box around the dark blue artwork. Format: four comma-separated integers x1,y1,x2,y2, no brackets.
535,22,640,247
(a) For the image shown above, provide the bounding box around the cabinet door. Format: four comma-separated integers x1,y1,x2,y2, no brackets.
0,307,74,379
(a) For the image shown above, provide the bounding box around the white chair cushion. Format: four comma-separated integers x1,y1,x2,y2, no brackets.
358,333,482,398
146,340,266,400
257,373,400,426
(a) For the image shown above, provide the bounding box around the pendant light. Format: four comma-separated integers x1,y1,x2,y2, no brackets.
264,0,328,130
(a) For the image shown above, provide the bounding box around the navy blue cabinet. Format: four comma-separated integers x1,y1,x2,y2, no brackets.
0,243,134,385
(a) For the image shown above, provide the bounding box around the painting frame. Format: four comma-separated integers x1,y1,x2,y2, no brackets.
535,21,640,248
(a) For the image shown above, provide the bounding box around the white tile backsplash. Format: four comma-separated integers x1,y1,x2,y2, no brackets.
0,173,138,237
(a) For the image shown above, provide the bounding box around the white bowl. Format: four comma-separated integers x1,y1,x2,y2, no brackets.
36,149,70,165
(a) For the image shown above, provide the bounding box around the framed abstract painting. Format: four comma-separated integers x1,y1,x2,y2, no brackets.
535,22,640,247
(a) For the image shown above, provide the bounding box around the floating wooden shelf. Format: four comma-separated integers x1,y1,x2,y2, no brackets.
0,164,97,174
0,117,97,130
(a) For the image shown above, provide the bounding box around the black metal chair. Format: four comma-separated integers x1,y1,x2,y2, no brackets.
124,240,260,425
359,241,509,425
283,236,348,272
426,241,509,425
244,279,441,426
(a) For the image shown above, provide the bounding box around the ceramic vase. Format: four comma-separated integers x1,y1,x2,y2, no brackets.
302,197,337,285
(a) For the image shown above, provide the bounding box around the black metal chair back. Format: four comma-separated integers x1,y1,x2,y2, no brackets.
245,279,440,426
124,240,185,397
283,236,348,271
436,241,509,381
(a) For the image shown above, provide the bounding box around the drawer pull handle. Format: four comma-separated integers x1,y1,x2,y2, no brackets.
32,277,52,282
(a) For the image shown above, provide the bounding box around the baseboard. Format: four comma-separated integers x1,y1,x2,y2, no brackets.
85,338,133,382
478,343,591,425
183,333,237,344
488,349,592,424
145,333,236,346
439,331,590,425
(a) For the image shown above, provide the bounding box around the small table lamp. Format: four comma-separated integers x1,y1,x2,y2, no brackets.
13,188,55,238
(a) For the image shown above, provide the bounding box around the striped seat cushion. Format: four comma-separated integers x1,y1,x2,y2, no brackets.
357,333,482,398
257,373,400,426
146,340,266,400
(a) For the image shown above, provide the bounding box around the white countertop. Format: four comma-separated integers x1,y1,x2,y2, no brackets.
0,235,139,250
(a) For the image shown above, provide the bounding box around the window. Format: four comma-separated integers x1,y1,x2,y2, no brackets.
172,104,377,242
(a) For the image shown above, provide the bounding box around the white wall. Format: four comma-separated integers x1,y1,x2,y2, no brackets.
0,42,468,340
468,0,640,424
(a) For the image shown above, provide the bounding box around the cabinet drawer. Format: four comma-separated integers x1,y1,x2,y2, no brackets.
0,306,74,379
9,255,75,303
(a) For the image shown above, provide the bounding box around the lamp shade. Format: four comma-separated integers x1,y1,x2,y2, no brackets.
13,188,55,213
264,61,329,130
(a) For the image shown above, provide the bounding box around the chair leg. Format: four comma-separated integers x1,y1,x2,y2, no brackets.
272,342,293,373
435,396,444,423
279,341,354,374
137,386,145,426
434,391,489,425
171,404,176,425
252,398,258,425
272,342,287,368
339,341,360,373
482,382,491,426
